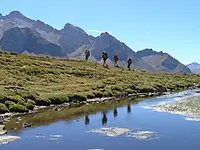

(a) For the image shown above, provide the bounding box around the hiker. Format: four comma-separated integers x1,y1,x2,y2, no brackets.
113,53,119,67
127,58,132,70
102,51,108,68
85,49,90,61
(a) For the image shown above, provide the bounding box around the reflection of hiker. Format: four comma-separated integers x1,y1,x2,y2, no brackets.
85,115,90,125
113,108,118,118
127,58,132,70
85,49,90,61
102,112,108,126
113,53,119,67
127,104,131,113
102,52,108,68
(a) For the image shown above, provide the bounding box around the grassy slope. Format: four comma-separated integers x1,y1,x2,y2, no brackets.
0,50,200,113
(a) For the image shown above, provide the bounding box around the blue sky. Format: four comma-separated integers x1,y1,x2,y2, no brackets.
1,0,200,64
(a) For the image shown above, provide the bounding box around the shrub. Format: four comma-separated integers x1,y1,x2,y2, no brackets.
9,104,28,113
0,103,9,114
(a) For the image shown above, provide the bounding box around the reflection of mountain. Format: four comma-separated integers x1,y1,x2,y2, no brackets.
0,11,191,73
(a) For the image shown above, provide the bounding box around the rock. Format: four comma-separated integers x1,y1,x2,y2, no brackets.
0,125,5,131
0,135,21,144
16,117,22,121
0,125,7,135
0,130,7,135
22,122,33,128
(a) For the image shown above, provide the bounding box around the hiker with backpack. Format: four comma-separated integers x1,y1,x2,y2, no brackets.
102,51,108,68
127,58,132,70
85,49,90,61
113,53,119,67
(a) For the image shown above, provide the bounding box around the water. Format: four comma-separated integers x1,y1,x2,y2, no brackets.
1,90,200,150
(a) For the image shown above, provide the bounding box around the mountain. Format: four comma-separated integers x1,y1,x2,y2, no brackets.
187,62,200,74
0,27,66,57
134,49,191,74
0,11,191,74
59,23,91,54
69,32,135,61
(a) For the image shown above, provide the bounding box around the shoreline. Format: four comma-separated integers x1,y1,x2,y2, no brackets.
0,87,199,134
0,88,184,126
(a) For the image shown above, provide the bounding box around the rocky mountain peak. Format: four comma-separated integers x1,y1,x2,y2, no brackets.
7,11,24,19
100,32,110,36
188,62,200,66
135,48,158,58
61,23,87,35
34,20,54,33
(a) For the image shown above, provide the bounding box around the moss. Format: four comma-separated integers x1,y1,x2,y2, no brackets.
0,103,9,114
0,93,7,103
125,88,137,94
34,99,51,106
68,94,87,102
17,99,26,106
6,95,25,104
93,90,104,98
5,101,16,109
103,89,114,97
48,95,69,105
0,51,199,114
25,102,34,110
84,92,95,99
27,99,36,105
9,104,28,113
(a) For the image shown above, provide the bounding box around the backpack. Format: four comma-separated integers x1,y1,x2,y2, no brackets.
114,55,118,61
104,52,108,59
128,58,132,64
87,50,90,56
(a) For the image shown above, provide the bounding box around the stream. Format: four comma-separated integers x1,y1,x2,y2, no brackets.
1,89,200,150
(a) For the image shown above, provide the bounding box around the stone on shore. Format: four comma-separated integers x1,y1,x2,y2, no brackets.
0,135,21,144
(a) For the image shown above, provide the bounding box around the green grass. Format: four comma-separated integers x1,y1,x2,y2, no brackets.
0,50,200,113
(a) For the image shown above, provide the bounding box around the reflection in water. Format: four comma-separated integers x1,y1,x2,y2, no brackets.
85,115,90,126
127,104,131,113
5,98,139,131
102,112,108,126
113,108,118,118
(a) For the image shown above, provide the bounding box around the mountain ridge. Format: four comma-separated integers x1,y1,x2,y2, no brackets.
0,11,191,74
